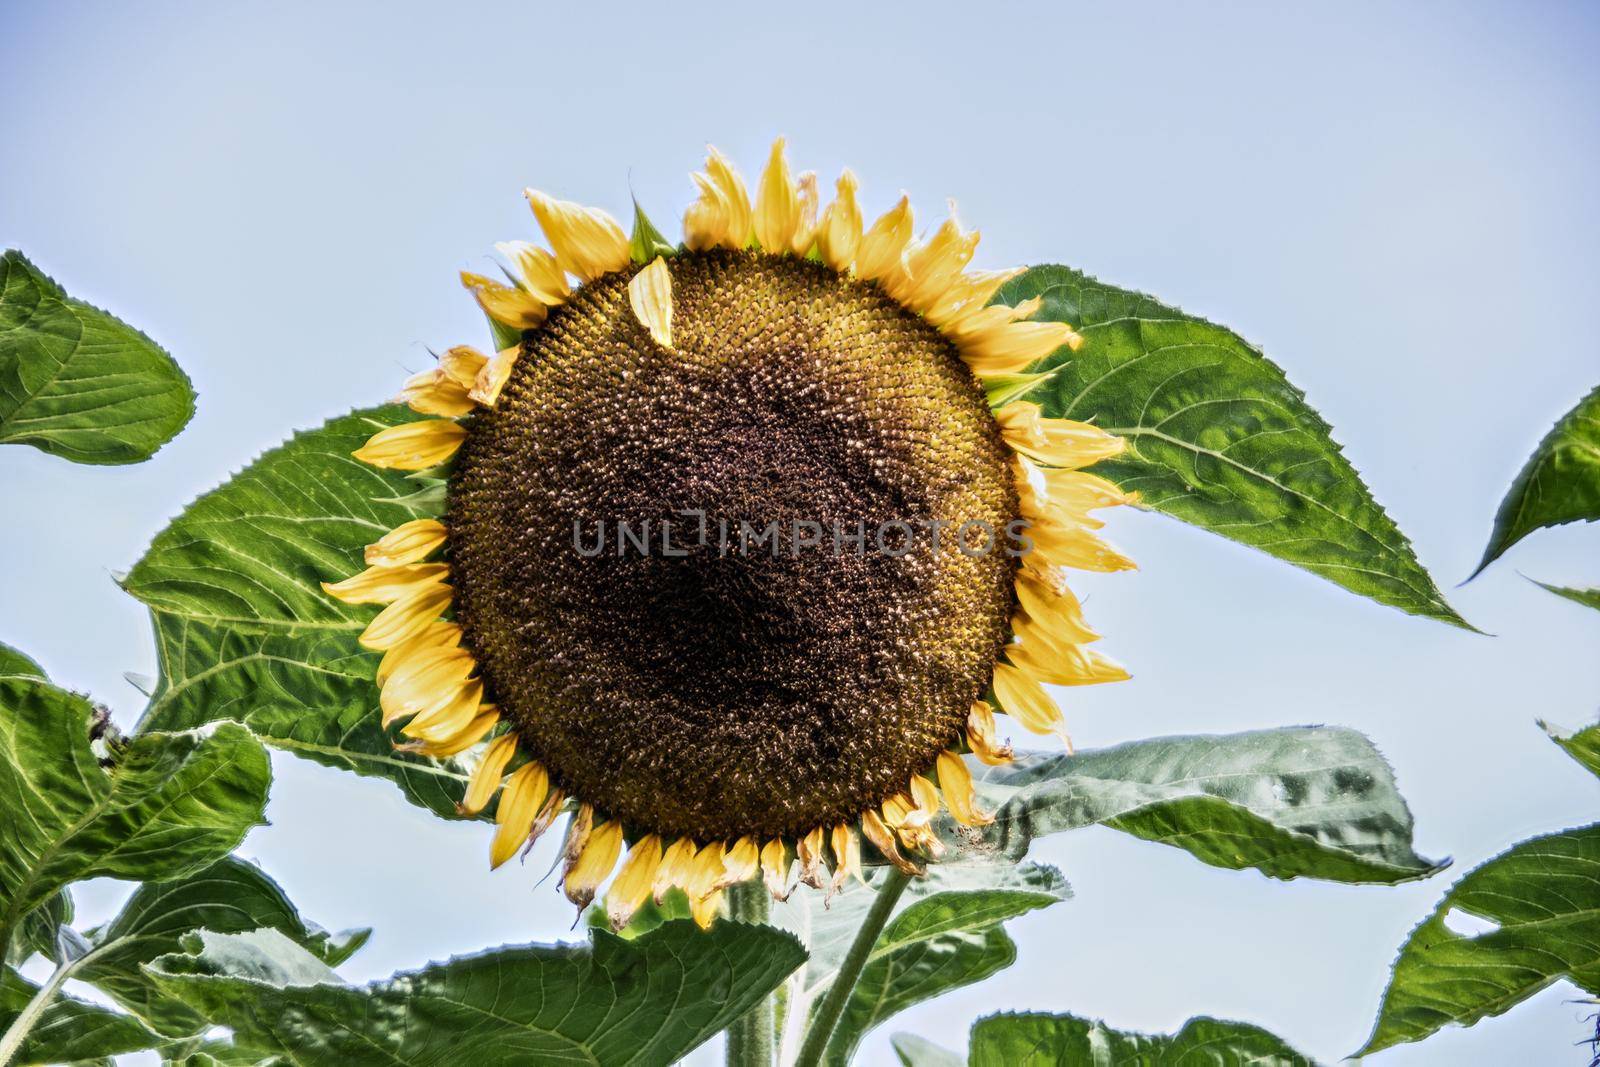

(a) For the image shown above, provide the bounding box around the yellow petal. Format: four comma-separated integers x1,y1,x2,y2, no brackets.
719,835,760,889
438,345,489,390
685,841,726,903
401,706,498,757
396,368,475,417
654,838,699,904
816,169,862,272
854,195,913,283
936,750,993,827
495,240,571,305
1009,640,1129,688
358,581,454,651
379,644,474,726
704,146,753,247
683,173,735,252
607,835,663,929
754,137,801,254
321,562,448,606
991,660,1069,744
460,271,546,330
459,732,518,816
924,268,1025,329
1014,570,1098,646
525,190,630,282
627,257,674,348
860,809,920,875
894,210,980,314
376,621,462,685
760,838,793,902
469,344,521,408
353,420,467,471
995,403,1124,469
827,824,863,896
966,701,1014,766
958,319,1082,376
909,773,941,818
1027,521,1137,573
796,826,826,889
792,171,819,256
401,677,486,742
365,519,448,567
690,888,724,929
489,761,549,868
564,819,623,907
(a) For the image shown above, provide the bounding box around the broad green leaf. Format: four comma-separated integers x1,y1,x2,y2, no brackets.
0,677,269,945
69,855,368,1037
890,1032,964,1067
770,864,1068,1067
997,265,1464,627
148,921,806,1067
949,727,1442,884
1359,823,1600,1055
123,405,428,634
125,407,470,817
0,250,194,464
0,643,44,681
1531,579,1600,613
3,890,71,969
1541,719,1600,780
1,967,161,1066
965,1011,1314,1066
629,200,676,263
138,614,473,819
159,1039,281,1066
1475,383,1600,576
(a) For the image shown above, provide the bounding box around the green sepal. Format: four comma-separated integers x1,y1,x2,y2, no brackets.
629,199,677,263
984,371,1056,409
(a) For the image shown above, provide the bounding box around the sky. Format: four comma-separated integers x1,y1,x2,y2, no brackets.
3,2,1599,1063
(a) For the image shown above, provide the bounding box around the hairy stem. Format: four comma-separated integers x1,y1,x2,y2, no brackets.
793,867,911,1067
0,955,80,1066
726,881,775,1067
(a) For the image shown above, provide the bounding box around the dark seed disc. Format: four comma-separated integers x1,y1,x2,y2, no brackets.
447,250,1017,841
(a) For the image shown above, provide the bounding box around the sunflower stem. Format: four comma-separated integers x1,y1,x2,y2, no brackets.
726,881,775,1067
0,954,81,1067
792,867,911,1067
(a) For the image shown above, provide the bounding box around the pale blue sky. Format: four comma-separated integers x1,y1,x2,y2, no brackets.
3,2,1599,1063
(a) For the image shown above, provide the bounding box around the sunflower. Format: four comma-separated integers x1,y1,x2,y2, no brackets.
324,139,1134,929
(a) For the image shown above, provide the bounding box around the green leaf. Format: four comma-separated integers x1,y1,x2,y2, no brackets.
629,199,677,263
4,890,72,969
1530,579,1600,613
890,1032,964,1067
997,265,1464,627
1,967,161,1066
1475,383,1600,576
1541,719,1600,780
0,643,44,681
138,615,473,819
965,1011,1315,1066
0,677,269,945
70,855,368,1037
950,727,1442,884
148,921,806,1067
0,250,194,464
1359,823,1600,1055
771,864,1069,1067
125,407,471,817
123,405,429,635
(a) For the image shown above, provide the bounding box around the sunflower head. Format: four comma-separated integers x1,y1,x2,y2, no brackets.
327,139,1135,928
